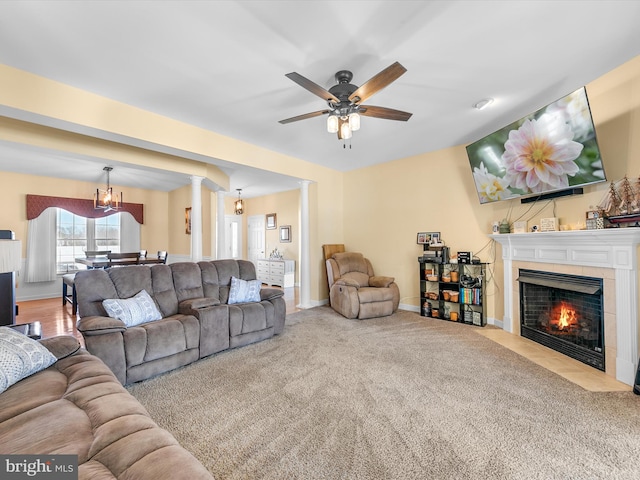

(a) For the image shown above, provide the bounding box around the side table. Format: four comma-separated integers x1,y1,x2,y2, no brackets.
8,321,42,340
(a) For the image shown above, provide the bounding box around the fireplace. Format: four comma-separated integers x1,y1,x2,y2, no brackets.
518,269,604,371
492,229,640,386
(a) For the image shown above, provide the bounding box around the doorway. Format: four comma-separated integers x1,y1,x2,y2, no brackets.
247,214,265,265
224,215,243,259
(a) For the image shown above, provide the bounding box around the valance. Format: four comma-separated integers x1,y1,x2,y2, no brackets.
26,194,144,224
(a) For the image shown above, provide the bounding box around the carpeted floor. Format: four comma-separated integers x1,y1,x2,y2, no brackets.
127,307,640,479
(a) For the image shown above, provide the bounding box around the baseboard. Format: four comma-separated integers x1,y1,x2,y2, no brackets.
297,298,328,309
399,303,419,313
488,317,502,328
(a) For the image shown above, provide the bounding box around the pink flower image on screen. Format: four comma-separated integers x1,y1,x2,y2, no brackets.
502,115,583,193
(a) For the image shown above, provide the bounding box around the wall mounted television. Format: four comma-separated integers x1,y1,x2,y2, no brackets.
466,87,606,205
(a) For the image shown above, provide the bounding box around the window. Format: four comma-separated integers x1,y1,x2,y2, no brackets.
95,214,121,251
56,209,121,273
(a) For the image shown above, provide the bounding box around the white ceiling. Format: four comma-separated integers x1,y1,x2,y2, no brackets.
0,0,639,198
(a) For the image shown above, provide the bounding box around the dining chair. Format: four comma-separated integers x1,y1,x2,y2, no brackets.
85,250,111,257
107,252,141,266
157,251,168,264
62,273,78,315
63,250,112,314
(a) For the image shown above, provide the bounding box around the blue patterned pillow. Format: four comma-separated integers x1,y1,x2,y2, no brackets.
228,276,261,304
102,290,162,327
0,327,57,394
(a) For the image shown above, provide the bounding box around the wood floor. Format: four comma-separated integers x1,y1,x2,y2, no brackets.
15,287,301,348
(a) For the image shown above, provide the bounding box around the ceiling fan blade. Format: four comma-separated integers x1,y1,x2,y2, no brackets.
359,105,412,121
279,109,330,124
285,72,340,104
348,62,407,104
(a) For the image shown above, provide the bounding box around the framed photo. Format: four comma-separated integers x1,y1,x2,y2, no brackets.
266,213,277,229
185,207,192,235
417,231,441,245
280,225,291,243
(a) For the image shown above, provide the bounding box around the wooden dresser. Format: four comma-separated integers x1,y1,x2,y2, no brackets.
256,259,295,288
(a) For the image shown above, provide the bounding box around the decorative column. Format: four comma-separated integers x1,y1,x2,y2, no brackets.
216,190,226,260
298,180,312,309
190,176,204,262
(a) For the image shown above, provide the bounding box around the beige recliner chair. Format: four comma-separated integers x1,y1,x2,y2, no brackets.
326,252,400,319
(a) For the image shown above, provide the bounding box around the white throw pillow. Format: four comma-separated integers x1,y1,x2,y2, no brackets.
228,276,261,304
102,290,163,327
0,327,57,394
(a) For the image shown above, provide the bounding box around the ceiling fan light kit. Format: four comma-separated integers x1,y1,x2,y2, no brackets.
280,61,412,145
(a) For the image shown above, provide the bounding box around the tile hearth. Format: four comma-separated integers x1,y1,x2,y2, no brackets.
477,326,629,392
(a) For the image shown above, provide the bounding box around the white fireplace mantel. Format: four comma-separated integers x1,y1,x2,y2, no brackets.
491,229,640,386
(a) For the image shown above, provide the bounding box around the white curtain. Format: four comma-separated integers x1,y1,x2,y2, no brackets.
25,207,57,283
120,212,141,252
87,218,96,251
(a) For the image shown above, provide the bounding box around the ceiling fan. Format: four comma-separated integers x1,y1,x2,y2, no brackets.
279,61,412,141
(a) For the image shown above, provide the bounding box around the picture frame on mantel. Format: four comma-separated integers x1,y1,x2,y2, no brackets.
266,213,277,229
280,225,291,243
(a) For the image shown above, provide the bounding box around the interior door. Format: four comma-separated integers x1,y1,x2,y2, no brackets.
224,215,242,259
247,214,265,266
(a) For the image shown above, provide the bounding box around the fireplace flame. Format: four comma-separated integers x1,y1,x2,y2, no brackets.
554,301,577,331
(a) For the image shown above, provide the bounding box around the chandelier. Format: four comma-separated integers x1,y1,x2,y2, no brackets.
234,189,244,215
94,166,122,212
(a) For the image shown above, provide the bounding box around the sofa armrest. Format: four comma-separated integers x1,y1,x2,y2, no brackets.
40,336,82,360
77,315,126,335
179,297,221,314
369,275,395,288
260,288,285,301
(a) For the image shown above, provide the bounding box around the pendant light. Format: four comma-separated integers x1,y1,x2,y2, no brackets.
234,189,244,215
94,166,122,212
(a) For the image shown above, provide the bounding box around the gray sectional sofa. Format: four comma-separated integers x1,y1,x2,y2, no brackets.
75,259,286,385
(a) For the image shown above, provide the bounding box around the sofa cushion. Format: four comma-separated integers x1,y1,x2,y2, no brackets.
228,276,261,304
199,261,221,300
0,327,57,394
109,265,153,299
333,252,370,276
151,264,179,317
342,271,370,287
103,290,163,327
358,286,396,304
171,262,205,302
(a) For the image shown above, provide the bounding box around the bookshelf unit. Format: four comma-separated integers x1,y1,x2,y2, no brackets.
418,258,486,327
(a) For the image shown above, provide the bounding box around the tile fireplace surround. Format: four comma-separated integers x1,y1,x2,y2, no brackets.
491,229,640,386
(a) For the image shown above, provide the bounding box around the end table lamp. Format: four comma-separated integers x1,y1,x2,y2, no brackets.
0,238,21,326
